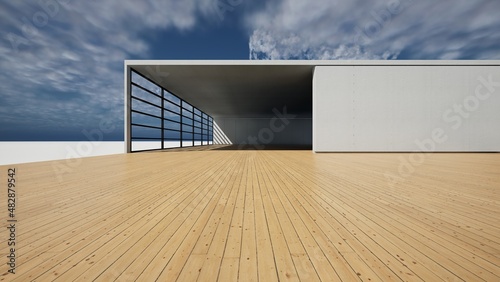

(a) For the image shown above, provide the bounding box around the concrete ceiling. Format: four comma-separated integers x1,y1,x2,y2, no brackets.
131,65,314,118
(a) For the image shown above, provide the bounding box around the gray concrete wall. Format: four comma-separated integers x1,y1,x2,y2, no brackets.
313,65,500,152
213,117,312,147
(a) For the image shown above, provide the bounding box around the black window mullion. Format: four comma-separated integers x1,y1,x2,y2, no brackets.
131,69,182,101
162,117,181,124
131,110,162,121
163,97,180,107
128,67,132,152
161,89,164,149
131,137,162,140
131,96,162,110
210,118,213,144
131,123,163,130
180,100,184,148
131,82,162,100
164,107,180,116
129,70,215,151
192,108,195,146
204,115,208,144
163,128,182,133
202,114,207,144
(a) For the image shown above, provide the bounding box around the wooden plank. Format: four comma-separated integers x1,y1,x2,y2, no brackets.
175,254,205,282
256,156,300,281
252,156,279,282
0,151,498,281
238,153,258,282
194,155,244,281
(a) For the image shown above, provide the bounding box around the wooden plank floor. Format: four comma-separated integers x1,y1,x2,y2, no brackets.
0,151,499,281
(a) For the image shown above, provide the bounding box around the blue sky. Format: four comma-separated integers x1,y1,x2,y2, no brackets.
1,0,499,141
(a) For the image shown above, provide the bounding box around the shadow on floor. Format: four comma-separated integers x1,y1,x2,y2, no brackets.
154,144,312,152
212,144,312,151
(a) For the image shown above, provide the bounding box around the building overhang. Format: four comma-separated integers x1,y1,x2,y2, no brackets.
125,60,499,118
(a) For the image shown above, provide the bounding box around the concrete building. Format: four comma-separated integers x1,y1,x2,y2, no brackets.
124,60,500,152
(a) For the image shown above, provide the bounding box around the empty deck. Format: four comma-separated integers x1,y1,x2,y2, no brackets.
0,151,499,281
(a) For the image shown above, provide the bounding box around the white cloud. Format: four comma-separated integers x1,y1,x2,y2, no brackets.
246,0,500,60
1,0,500,139
0,0,219,135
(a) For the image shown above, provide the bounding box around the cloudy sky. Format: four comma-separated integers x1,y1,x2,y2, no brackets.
1,0,499,140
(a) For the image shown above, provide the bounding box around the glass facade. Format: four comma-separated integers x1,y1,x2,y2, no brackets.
129,69,214,152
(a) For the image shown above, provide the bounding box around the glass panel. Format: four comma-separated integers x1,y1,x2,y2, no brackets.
132,140,161,151
182,116,193,125
164,101,180,114
131,112,161,128
131,125,161,139
132,99,161,117
183,125,193,132
131,72,161,95
164,121,180,131
164,140,180,149
164,111,181,122
182,109,192,117
132,85,161,105
182,103,193,111
130,70,214,151
164,129,181,140
164,91,180,105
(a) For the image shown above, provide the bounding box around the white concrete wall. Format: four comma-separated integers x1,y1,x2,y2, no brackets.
214,117,312,147
313,65,500,152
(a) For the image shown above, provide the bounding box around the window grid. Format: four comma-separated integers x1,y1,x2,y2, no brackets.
130,69,214,152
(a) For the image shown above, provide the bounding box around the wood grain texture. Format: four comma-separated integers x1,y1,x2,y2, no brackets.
0,151,498,281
